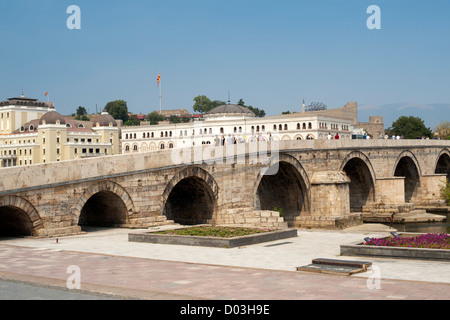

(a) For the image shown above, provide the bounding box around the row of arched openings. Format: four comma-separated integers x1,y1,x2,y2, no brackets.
1,151,449,237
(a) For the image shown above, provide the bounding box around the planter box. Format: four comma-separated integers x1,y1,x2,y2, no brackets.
341,240,450,261
129,228,298,248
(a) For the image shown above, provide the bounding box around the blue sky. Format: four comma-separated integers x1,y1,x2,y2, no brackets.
1,0,449,125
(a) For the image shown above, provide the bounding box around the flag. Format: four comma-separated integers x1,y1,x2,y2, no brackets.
44,92,49,96
157,74,161,88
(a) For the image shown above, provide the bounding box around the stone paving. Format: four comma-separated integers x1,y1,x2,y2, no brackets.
0,224,449,300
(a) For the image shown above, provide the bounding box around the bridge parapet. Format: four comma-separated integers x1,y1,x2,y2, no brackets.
1,139,448,195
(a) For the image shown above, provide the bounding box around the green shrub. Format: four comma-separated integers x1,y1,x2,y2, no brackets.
441,179,450,206
273,207,283,217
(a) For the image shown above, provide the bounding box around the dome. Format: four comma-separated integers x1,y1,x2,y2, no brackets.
39,111,66,125
94,111,117,127
206,104,255,116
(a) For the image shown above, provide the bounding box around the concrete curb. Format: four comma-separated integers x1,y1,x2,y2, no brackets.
128,228,298,248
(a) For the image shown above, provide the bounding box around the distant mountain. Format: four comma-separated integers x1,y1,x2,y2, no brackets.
358,102,450,130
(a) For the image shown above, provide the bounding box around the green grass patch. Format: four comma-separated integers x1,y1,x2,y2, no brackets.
154,226,278,238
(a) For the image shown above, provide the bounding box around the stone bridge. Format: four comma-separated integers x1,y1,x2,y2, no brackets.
0,140,449,237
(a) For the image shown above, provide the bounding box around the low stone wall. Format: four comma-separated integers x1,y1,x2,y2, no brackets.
341,239,450,261
129,228,298,248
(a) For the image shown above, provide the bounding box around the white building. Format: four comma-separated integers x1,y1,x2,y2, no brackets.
121,103,355,154
0,94,55,135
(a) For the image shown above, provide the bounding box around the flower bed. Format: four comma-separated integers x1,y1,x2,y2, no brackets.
153,226,277,238
129,225,298,248
364,233,450,250
340,233,450,261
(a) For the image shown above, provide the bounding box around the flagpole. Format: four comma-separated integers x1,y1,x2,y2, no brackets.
159,79,162,114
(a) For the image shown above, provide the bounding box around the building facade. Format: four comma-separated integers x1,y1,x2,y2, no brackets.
0,95,120,167
121,103,357,154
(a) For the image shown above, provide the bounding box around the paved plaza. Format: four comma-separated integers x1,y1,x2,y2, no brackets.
0,224,449,300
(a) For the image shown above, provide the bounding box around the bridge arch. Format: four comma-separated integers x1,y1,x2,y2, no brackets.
162,166,219,225
76,180,135,228
435,148,450,181
393,151,421,203
253,154,311,227
0,196,43,237
340,151,376,212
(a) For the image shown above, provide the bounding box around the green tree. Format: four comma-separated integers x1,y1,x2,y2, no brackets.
237,99,266,117
104,100,129,122
193,95,212,114
435,120,450,140
124,114,141,126
146,111,166,125
387,116,432,139
168,115,180,123
209,100,227,110
247,106,266,117
74,106,90,121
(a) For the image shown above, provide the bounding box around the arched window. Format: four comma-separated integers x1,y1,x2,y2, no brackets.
279,124,282,131
303,123,306,130
133,145,138,152
297,123,300,130
169,143,174,149
308,122,312,129
284,124,288,131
